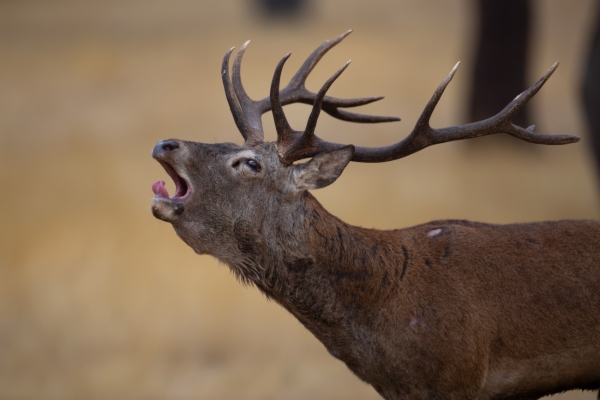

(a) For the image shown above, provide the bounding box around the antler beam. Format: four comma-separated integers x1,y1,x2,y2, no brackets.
348,61,580,162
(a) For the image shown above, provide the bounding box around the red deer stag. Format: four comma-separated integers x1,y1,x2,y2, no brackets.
150,31,600,400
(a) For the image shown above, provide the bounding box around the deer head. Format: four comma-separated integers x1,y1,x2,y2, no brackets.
150,30,578,285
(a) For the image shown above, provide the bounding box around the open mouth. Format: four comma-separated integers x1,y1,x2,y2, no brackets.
152,160,190,201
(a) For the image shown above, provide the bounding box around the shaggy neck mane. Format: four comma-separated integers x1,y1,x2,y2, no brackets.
225,192,407,329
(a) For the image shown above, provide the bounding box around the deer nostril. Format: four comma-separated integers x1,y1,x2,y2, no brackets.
160,140,179,152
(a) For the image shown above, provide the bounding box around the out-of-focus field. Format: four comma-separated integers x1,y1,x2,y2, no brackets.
1,1,598,399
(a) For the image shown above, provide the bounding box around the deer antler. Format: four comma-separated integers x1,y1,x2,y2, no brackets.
270,58,580,164
221,30,400,146
270,54,352,163
348,61,580,162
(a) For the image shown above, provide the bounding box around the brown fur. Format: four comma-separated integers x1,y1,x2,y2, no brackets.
151,140,600,400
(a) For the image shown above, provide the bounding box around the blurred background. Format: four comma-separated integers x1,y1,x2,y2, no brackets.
1,0,599,399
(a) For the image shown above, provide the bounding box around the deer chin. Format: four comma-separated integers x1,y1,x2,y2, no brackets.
151,160,191,222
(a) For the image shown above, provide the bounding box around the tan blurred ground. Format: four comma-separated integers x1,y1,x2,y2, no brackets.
1,1,599,399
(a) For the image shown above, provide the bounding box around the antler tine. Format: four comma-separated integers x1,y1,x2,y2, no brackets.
321,104,398,123
277,30,400,123
305,61,352,138
504,62,558,120
232,40,267,136
286,30,353,90
272,54,352,163
271,53,296,147
279,30,392,115
232,41,254,107
493,62,578,144
345,62,580,163
415,62,461,131
222,47,263,144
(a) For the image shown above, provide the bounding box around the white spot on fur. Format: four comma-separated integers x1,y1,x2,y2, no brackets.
427,228,442,237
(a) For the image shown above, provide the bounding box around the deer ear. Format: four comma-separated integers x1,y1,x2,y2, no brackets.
292,145,355,191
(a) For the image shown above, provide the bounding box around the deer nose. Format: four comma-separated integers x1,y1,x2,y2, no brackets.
158,140,179,152
153,140,180,158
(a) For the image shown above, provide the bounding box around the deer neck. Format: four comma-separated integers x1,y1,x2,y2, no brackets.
227,191,404,332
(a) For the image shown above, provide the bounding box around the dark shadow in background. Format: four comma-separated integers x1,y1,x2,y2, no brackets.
583,0,600,185
468,0,531,148
255,0,311,20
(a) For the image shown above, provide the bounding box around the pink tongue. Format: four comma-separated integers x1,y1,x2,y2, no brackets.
152,180,170,197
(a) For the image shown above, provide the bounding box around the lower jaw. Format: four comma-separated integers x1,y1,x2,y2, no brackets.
151,197,185,222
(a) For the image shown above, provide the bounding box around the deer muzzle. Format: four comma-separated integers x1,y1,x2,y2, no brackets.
151,139,191,222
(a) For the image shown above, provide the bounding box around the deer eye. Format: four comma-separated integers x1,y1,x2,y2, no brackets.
246,159,261,172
